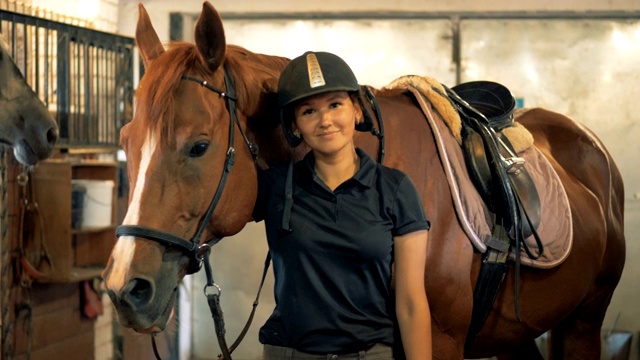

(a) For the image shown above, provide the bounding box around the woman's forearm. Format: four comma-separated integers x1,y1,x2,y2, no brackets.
397,296,432,359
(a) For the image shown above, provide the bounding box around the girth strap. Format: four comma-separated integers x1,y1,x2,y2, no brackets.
465,222,510,349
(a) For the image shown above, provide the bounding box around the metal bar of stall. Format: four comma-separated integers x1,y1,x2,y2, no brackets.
44,27,49,106
57,31,69,144
34,22,39,93
74,35,81,144
83,39,91,145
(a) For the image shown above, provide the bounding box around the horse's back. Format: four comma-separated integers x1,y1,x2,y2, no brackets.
517,107,625,243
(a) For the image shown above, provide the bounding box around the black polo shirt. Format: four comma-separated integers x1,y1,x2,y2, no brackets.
253,148,429,354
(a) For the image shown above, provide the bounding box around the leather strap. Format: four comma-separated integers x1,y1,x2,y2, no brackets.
17,170,51,285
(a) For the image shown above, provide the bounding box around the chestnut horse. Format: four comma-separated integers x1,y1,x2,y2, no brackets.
0,37,58,165
102,2,625,359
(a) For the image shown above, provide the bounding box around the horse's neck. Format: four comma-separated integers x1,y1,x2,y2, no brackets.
250,121,295,170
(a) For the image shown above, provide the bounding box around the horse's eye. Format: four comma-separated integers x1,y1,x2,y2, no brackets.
189,141,209,157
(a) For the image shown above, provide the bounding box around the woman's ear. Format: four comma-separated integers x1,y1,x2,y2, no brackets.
353,100,364,126
352,93,373,132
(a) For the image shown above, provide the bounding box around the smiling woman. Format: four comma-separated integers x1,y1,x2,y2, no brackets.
0,37,58,165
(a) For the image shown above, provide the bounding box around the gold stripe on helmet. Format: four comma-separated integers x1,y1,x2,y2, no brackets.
306,53,326,88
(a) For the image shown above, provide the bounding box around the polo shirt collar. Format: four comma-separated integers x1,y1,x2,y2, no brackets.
297,148,376,189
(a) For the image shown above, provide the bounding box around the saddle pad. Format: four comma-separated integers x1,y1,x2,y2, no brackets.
404,87,573,269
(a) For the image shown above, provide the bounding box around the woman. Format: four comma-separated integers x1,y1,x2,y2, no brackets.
253,51,432,359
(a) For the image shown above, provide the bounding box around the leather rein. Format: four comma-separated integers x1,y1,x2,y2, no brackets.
115,68,257,360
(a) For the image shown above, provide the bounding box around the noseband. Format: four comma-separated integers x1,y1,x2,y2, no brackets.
116,68,258,274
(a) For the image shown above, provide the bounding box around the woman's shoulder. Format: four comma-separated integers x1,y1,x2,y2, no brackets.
377,163,410,183
375,164,423,200
357,148,407,182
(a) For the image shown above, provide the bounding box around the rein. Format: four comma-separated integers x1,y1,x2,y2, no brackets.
116,68,257,360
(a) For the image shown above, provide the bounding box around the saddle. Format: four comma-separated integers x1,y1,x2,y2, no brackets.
382,75,570,348
450,81,541,241
447,80,546,346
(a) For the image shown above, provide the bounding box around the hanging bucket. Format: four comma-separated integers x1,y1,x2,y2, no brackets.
71,179,114,229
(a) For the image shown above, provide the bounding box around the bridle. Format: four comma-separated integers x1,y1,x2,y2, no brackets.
115,68,257,360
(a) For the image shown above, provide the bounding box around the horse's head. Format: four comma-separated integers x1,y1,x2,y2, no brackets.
103,1,290,333
0,38,58,165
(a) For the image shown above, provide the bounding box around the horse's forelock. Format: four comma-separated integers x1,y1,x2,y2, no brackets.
137,42,209,145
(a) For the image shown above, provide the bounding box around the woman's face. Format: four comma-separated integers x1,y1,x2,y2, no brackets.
292,91,362,157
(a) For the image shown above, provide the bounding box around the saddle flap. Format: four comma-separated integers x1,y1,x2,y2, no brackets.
461,123,541,240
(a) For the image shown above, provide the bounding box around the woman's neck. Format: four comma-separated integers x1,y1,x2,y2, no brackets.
313,147,360,191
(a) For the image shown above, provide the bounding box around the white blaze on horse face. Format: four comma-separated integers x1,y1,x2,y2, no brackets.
108,132,157,290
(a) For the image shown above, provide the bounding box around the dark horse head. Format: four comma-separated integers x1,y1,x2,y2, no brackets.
0,38,58,165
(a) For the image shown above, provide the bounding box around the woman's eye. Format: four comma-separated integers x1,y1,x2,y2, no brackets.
189,141,209,157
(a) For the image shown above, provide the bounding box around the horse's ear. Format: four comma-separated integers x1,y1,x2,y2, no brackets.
194,1,226,72
135,3,165,67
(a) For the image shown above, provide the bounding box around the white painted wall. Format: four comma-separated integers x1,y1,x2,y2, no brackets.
113,1,640,359
32,0,119,32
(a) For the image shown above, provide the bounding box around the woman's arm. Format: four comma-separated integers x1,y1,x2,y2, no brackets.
394,229,431,360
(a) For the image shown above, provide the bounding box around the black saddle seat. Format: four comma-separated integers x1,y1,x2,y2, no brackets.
452,81,516,130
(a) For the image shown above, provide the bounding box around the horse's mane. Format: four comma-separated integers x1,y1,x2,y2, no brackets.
136,42,289,144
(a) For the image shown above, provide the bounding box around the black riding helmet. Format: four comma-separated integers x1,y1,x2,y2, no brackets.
278,51,360,147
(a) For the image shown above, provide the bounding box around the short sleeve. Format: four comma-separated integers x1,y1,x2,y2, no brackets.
391,175,430,236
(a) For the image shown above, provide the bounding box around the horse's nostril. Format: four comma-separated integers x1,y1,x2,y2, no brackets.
47,126,59,144
122,277,154,308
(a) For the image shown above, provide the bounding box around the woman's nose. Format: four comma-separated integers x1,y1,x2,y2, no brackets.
319,111,332,126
